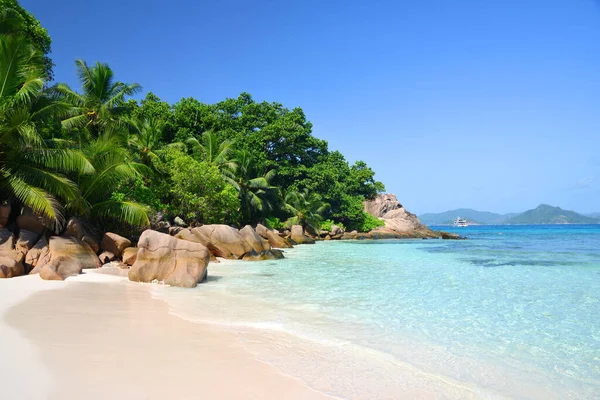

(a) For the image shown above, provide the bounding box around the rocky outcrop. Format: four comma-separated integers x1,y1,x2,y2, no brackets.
26,236,49,273
242,249,285,261
364,194,425,231
239,225,270,253
128,230,210,288
64,217,100,254
98,251,116,264
0,251,24,278
256,224,293,248
364,195,465,240
0,221,22,278
122,247,138,266
38,236,101,280
17,208,46,235
16,229,40,256
0,229,15,251
364,194,448,239
290,225,315,244
100,232,131,257
193,225,252,259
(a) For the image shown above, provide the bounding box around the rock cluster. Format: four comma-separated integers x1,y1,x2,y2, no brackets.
0,196,462,287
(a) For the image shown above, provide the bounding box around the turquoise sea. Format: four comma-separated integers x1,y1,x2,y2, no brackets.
154,225,600,399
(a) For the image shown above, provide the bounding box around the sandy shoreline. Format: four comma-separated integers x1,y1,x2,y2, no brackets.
1,269,333,400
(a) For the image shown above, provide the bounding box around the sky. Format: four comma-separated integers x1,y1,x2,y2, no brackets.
21,0,600,214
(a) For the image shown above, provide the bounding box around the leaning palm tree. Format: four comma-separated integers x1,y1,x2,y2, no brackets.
228,150,277,224
0,33,92,228
283,189,330,233
52,59,141,138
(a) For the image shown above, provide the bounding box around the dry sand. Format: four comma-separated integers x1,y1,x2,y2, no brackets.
0,269,332,400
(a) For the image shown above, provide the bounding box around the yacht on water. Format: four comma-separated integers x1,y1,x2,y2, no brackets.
453,217,468,227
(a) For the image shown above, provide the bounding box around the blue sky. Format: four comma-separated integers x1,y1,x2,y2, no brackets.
22,0,600,214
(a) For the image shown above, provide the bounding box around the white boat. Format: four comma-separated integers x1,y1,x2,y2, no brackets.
453,217,468,227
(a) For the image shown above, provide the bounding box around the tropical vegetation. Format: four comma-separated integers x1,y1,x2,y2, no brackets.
0,1,385,234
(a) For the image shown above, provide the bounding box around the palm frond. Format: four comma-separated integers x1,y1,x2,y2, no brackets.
2,173,63,226
9,163,80,203
92,199,149,227
23,148,95,174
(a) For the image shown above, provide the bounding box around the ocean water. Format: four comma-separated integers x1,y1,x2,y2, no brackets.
153,225,600,399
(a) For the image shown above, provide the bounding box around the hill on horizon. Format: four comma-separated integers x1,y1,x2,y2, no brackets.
420,205,599,225
503,204,599,225
418,208,516,225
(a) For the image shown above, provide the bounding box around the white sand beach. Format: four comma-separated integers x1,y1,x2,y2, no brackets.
0,268,333,400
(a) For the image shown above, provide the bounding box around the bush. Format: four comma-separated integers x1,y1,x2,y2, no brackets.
164,149,240,225
358,212,385,232
265,216,284,230
320,219,346,232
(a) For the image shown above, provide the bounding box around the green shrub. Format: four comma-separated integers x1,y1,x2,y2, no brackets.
165,149,240,225
265,216,284,230
359,212,385,232
320,219,346,232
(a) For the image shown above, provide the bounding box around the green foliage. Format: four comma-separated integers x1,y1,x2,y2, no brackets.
357,213,385,232
77,129,150,227
163,148,240,225
0,32,91,229
0,0,53,78
114,177,166,214
284,189,330,233
228,149,278,225
264,217,284,230
320,219,346,232
53,59,141,137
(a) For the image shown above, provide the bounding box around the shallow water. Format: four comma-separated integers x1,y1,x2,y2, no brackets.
154,225,600,399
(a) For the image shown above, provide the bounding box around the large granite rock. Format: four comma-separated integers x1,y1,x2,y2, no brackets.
193,225,252,259
0,229,15,251
98,251,116,264
128,230,210,288
0,251,24,278
239,225,270,253
16,229,40,255
26,236,49,273
122,247,138,266
101,232,132,257
364,194,442,238
17,209,45,235
38,236,101,280
331,225,343,236
255,224,293,248
290,225,315,244
174,229,219,262
242,249,285,261
64,217,100,253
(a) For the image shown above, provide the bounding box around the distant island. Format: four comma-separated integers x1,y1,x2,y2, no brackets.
420,204,600,225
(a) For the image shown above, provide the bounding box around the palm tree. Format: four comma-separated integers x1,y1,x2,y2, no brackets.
187,131,236,173
284,189,330,233
52,59,141,138
126,116,165,166
0,33,92,228
228,150,277,224
76,128,150,227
